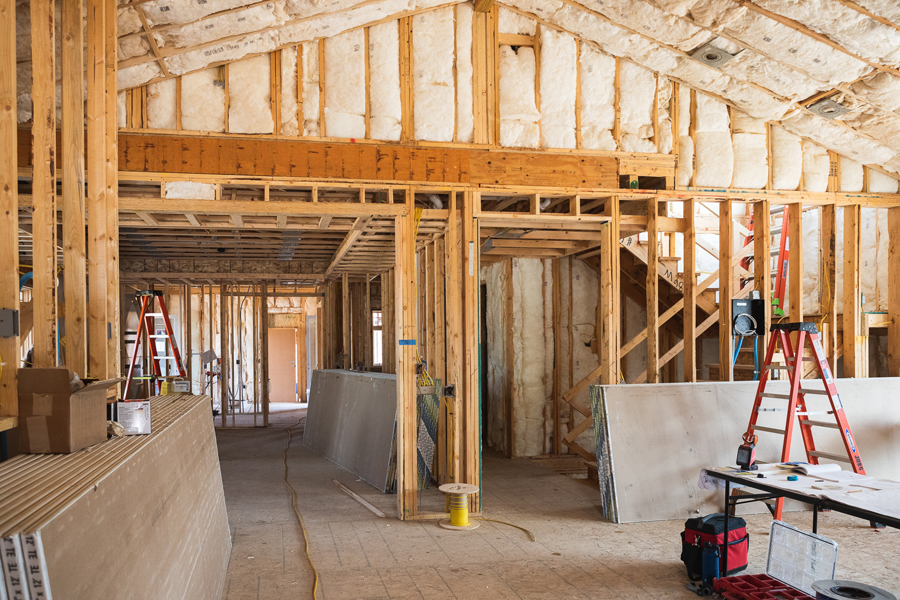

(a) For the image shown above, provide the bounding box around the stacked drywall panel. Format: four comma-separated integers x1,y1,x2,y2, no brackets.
0,396,231,598
693,94,733,187
592,379,900,523
413,8,455,142
228,55,274,134
324,30,366,139
369,22,402,141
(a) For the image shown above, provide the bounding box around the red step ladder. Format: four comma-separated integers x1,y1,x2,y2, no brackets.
771,209,789,316
123,291,186,399
740,322,865,520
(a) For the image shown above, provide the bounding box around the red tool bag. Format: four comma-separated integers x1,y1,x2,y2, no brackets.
680,513,749,580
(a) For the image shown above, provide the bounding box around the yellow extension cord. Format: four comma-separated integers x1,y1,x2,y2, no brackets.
282,417,320,599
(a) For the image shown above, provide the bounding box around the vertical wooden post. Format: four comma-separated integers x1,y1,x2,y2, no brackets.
646,197,659,383
261,282,270,426
434,238,446,383
754,200,772,363
220,285,229,425
719,199,734,381
365,275,372,369
683,198,697,382
106,0,120,381
399,17,414,142
31,0,57,368
843,205,863,377
342,273,351,369
888,208,900,377
445,192,462,483
298,305,307,401
426,244,436,370
87,0,108,379
821,205,838,371
788,203,803,325
62,0,87,375
185,285,192,387
599,197,620,384
462,191,480,511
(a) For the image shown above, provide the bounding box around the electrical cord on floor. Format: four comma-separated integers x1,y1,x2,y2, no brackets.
471,517,537,542
282,417,320,599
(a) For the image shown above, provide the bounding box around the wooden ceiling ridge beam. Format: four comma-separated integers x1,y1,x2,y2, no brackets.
324,216,374,279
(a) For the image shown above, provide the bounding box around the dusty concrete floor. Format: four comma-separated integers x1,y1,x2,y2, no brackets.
217,410,899,599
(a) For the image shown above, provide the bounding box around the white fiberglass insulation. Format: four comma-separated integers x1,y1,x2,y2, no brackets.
657,77,673,155
618,62,657,153
455,3,475,144
154,3,288,50
301,41,320,136
117,92,127,128
281,47,300,136
869,170,900,194
119,63,164,91
368,22,402,142
499,7,536,35
165,182,217,200
539,28,576,149
119,36,151,61
181,68,226,132
228,55,274,134
140,0,250,27
579,45,616,151
840,157,864,193
147,78,177,130
782,112,893,168
770,126,801,191
499,46,540,149
484,263,508,454
718,47,826,102
117,7,143,36
730,112,766,189
850,72,900,114
676,85,692,186
324,29,366,139
693,94,732,187
413,8,455,142
802,143,830,193
802,207,821,315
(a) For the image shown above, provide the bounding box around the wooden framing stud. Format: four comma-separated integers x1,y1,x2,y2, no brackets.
719,199,734,382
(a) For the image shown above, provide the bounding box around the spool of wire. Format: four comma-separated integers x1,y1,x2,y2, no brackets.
812,580,896,600
438,483,480,531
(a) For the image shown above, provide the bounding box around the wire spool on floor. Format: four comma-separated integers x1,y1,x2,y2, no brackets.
812,580,896,600
438,483,480,531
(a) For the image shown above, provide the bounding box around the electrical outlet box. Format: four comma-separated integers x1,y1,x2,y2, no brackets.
0,308,19,338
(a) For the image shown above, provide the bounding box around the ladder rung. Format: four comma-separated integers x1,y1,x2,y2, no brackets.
146,313,164,317
148,335,170,338
802,420,840,430
759,392,791,400
799,388,829,395
795,411,830,416
752,425,786,435
808,451,851,463
155,356,178,361
766,364,793,371
757,408,786,412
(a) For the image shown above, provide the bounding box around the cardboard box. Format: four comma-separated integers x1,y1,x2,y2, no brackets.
17,369,122,454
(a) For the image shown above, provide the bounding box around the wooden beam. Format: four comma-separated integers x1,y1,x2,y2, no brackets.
719,199,734,381
462,191,480,511
683,198,696,382
474,0,493,11
399,17,413,142
261,282,270,426
599,197,620,384
445,192,462,484
788,203,803,327
106,0,120,384
87,0,108,379
62,0,87,376
325,216,372,279
754,199,772,363
646,198,660,383
30,0,57,368
889,207,900,377
843,205,863,377
821,205,838,371
342,273,351,370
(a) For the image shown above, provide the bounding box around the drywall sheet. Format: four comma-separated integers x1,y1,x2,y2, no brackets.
301,41,320,136
0,396,231,599
181,68,226,132
579,45,616,151
281,46,300,136
324,29,366,139
618,61,656,153
592,378,900,523
147,78,177,130
539,28,576,149
304,370,398,492
455,3,475,143
228,55,274,134
369,21,402,141
499,46,539,148
413,8,455,142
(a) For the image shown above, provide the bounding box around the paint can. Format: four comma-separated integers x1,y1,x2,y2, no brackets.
812,580,896,600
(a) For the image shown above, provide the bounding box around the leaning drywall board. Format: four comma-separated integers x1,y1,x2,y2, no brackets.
593,378,900,523
303,370,398,492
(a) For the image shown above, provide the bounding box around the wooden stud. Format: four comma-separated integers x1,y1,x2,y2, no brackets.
426,244,436,371
490,5,500,147
318,39,326,137
452,6,459,143
185,285,192,386
683,198,697,382
223,65,230,133
719,199,734,382
613,58,621,149
843,204,863,377
534,25,542,145
364,28,371,139
220,285,229,425
787,203,803,327
107,0,120,383
0,0,17,429
298,303,308,400
599,197,620,384
261,282,270,426
821,204,838,371
434,237,446,384
30,0,57,369
399,18,413,142
689,90,697,187
888,208,900,377
552,258,561,453
445,192,462,483
652,74,659,150
462,191,480,510
754,200,772,366
646,197,659,383
575,39,582,150
342,273,351,369
175,76,182,130
271,51,281,135
297,45,304,136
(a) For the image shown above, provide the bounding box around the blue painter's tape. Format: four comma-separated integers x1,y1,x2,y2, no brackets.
399,339,417,346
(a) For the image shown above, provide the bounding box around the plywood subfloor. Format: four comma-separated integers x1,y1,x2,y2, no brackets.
217,411,900,599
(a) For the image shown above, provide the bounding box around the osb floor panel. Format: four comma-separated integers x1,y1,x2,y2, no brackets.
217,411,899,599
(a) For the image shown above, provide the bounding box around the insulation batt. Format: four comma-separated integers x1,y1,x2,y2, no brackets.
850,72,900,114
676,84,692,185
802,143,830,193
155,3,289,50
147,79,177,130
165,182,217,200
499,46,539,149
117,92,127,128
324,29,366,139
118,63,164,91
539,28,576,149
181,68,226,132
117,7,144,35
869,170,899,194
618,62,657,153
413,8,455,142
730,111,766,189
455,3,475,144
770,126,802,191
281,47,300,136
579,45,616,151
693,94,733,187
498,6,536,35
484,262,508,454
657,77,673,155
802,207,820,315
301,41,319,136
719,48,826,102
228,55,275,134
782,112,893,167
839,157,864,193
368,22,402,141
118,36,151,61
576,0,712,52
141,0,250,27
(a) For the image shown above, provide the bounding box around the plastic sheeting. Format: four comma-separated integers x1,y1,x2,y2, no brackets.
324,29,366,139
455,3,475,144
147,78,176,130
301,41,320,136
619,61,657,153
580,45,616,151
539,28,576,149
770,126,802,191
499,45,540,148
281,47,300,136
228,55,274,134
413,8,455,142
369,21,402,141
181,68,226,132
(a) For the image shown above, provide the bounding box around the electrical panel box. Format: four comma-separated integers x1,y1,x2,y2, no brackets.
0,308,19,338
732,299,766,336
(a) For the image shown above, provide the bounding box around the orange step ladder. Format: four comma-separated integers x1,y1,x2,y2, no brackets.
123,291,186,399
740,322,865,520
